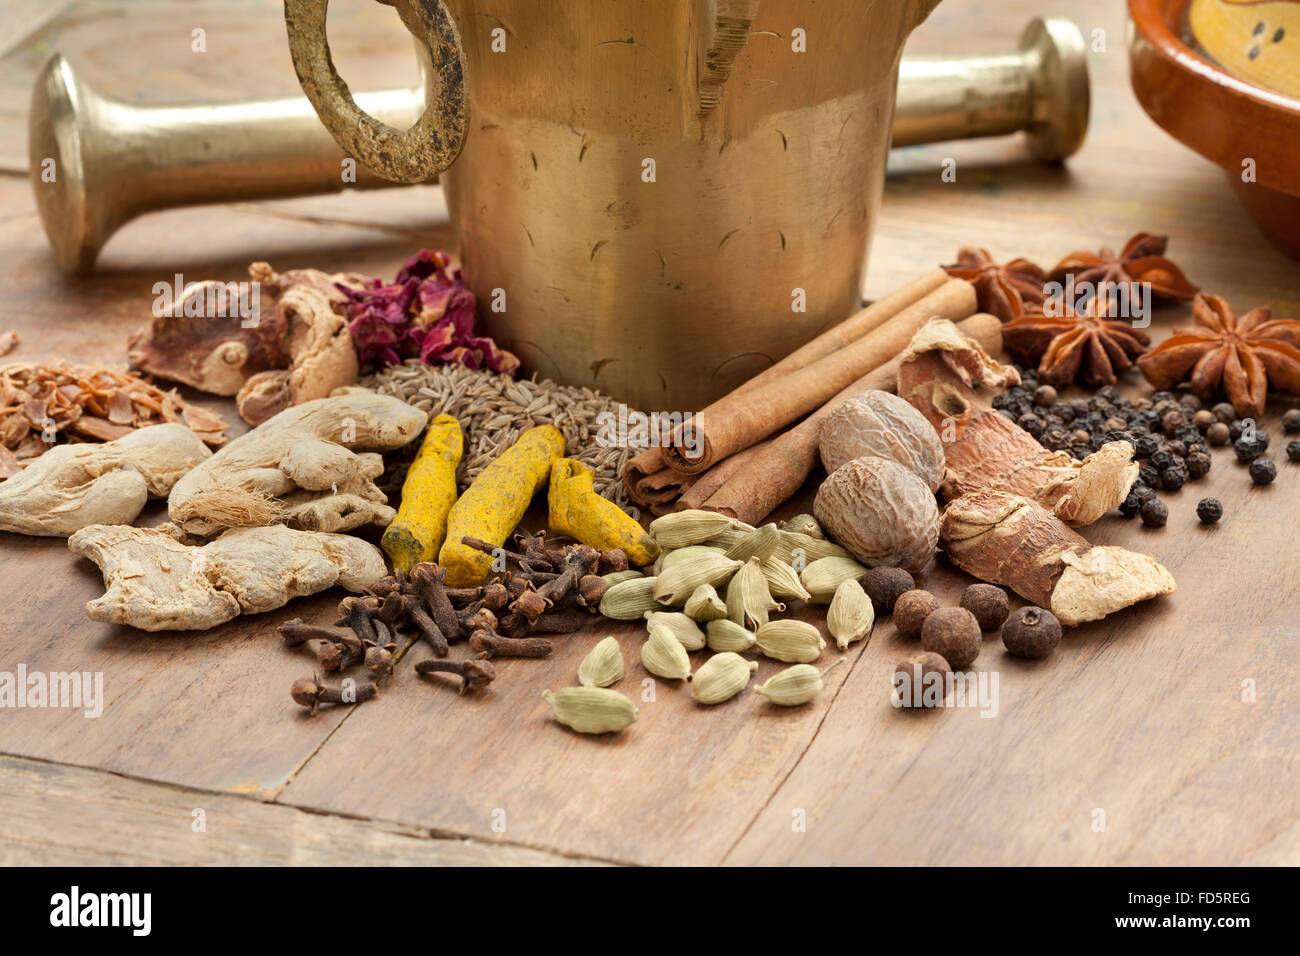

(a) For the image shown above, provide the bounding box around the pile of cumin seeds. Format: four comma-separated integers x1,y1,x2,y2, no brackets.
363,361,637,510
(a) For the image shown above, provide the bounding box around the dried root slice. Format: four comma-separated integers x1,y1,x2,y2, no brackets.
898,319,1136,525
940,491,1175,627
68,523,386,631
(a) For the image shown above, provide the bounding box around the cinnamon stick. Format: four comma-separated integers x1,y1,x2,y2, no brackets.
622,267,950,502
701,314,1003,525
663,278,977,475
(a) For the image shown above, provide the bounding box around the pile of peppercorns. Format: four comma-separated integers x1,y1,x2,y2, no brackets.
994,366,1298,528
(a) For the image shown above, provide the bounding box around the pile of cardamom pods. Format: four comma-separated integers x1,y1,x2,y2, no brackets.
540,510,871,734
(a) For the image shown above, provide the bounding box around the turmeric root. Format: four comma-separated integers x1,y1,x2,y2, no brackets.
69,523,386,631
0,423,211,536
940,490,1175,627
439,425,566,585
382,414,463,575
898,320,1138,525
548,458,659,566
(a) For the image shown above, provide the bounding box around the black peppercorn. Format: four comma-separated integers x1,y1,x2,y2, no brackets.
1151,449,1174,470
1178,393,1202,412
1018,412,1045,438
1175,423,1203,446
1288,441,1300,463
1052,402,1076,423
1140,498,1168,527
1131,483,1156,503
1192,409,1215,432
1152,390,1176,405
1229,420,1248,442
1234,436,1263,463
1211,402,1237,424
1159,465,1187,492
1118,490,1143,518
1165,439,1187,459
1196,498,1222,524
1134,435,1159,459
1033,385,1057,407
1043,427,1070,450
1206,422,1230,446
1139,463,1161,488
1249,458,1277,485
1186,450,1212,479
1283,409,1300,434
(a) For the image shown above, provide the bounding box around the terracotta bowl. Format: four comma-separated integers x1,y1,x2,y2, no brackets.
1129,0,1300,259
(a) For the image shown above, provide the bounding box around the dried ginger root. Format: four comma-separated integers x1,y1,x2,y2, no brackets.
897,319,1138,525
235,283,360,426
941,491,1175,627
69,523,386,631
168,390,425,539
0,423,210,536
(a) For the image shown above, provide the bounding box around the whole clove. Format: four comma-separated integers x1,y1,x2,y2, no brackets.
279,618,354,648
414,657,496,694
336,595,380,646
469,628,554,659
409,563,461,640
291,676,378,716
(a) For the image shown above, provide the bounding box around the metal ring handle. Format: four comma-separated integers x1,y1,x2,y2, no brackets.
284,0,466,184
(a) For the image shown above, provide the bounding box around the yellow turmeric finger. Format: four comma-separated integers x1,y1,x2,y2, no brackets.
381,414,463,576
439,425,566,586
548,458,660,566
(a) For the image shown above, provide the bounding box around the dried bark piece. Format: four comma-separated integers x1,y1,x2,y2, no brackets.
0,331,19,357
0,423,211,536
235,284,360,426
127,261,369,397
940,491,1176,627
167,390,425,538
69,523,387,631
898,320,1137,526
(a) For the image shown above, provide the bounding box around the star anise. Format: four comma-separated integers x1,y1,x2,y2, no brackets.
1050,232,1199,305
944,247,1047,322
1137,293,1300,419
1003,296,1151,388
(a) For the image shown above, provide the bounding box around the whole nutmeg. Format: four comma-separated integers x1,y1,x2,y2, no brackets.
819,391,946,491
920,607,981,669
959,583,1010,631
892,651,951,709
893,589,940,639
813,456,940,574
1001,606,1062,659
860,566,915,613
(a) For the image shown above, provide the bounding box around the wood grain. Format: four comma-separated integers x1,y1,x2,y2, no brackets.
0,754,605,865
0,0,1296,866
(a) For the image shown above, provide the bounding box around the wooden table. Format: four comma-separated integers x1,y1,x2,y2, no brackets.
1,1,1296,867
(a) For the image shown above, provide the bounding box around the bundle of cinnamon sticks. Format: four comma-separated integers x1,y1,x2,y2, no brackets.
622,269,998,524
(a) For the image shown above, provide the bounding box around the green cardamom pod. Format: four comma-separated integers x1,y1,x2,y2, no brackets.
578,636,624,687
644,610,706,651
755,619,826,663
690,652,758,705
782,514,824,539
706,618,757,653
701,528,752,551
684,583,728,622
599,576,664,620
649,510,753,549
601,569,645,586
723,523,782,562
761,556,813,602
826,578,875,650
653,552,742,606
754,664,824,706
772,530,853,568
725,556,784,629
660,544,726,572
642,625,692,680
800,556,868,604
542,687,638,734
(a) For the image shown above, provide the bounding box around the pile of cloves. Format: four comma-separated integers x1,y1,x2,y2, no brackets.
285,531,628,715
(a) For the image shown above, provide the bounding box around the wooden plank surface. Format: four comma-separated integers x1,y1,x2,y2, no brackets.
0,754,604,865
0,0,1296,866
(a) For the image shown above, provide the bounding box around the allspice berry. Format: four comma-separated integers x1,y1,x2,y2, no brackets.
1001,606,1062,659
920,607,981,669
892,651,951,709
860,566,915,614
893,589,940,639
959,583,1010,631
